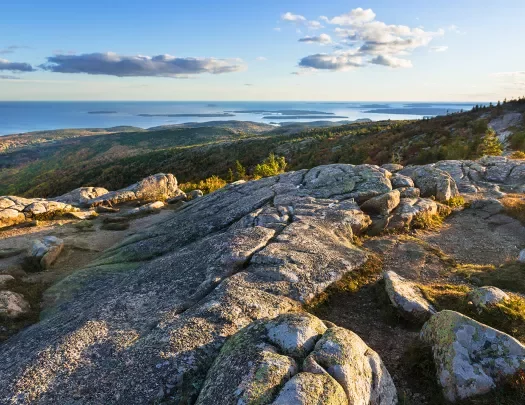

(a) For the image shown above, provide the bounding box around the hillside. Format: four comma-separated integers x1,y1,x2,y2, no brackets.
1,99,524,198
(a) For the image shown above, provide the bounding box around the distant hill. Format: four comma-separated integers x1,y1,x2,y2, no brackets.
1,99,524,198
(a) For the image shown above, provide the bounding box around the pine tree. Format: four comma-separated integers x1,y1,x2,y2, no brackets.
235,160,246,180
478,128,503,156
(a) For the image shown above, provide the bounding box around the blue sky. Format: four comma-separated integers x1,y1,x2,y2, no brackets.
0,0,524,101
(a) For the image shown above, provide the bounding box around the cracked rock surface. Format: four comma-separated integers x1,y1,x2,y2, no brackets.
1,157,522,404
0,164,399,404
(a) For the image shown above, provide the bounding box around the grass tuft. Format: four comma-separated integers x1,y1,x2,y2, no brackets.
500,194,525,225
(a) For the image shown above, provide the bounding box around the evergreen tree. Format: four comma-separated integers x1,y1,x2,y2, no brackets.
478,128,503,156
235,160,246,180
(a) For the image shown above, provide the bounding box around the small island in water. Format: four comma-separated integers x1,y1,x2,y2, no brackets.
137,113,235,118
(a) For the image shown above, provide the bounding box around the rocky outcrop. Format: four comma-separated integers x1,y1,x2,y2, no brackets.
383,271,436,323
361,190,401,216
0,291,30,319
421,310,525,402
0,164,415,404
489,112,523,143
468,286,509,312
398,166,459,202
26,236,64,270
197,313,397,405
0,196,76,229
86,173,182,207
54,186,109,206
431,157,525,193
386,198,445,231
390,174,414,189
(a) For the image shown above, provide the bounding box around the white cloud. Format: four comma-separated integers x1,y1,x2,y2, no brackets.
370,55,413,68
299,50,363,71
282,12,306,23
256,56,267,61
325,7,376,26
281,12,323,30
430,46,449,52
273,27,281,32
298,34,332,45
296,7,445,72
40,52,246,77
306,20,323,30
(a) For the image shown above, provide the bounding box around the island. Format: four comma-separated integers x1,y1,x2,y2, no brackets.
364,107,462,116
230,109,334,115
263,115,348,120
137,113,235,118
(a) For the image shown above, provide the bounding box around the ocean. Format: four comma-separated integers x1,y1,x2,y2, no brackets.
0,101,481,136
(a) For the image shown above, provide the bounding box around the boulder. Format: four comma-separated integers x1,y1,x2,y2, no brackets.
272,372,348,405
54,187,109,206
187,189,204,200
27,236,64,270
391,174,414,189
399,166,459,202
23,200,76,219
420,310,525,402
197,313,396,405
468,287,509,312
381,163,404,173
383,271,436,323
86,173,181,207
398,187,420,199
65,210,98,220
167,192,187,204
386,198,440,231
95,205,120,213
0,208,25,228
0,291,30,319
360,190,401,216
0,274,15,287
304,326,397,404
124,201,165,217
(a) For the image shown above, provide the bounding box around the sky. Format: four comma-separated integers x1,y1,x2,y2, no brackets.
0,0,524,101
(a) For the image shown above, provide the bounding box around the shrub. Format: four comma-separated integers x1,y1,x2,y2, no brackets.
180,175,226,195
510,151,525,159
253,153,287,179
509,131,525,151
